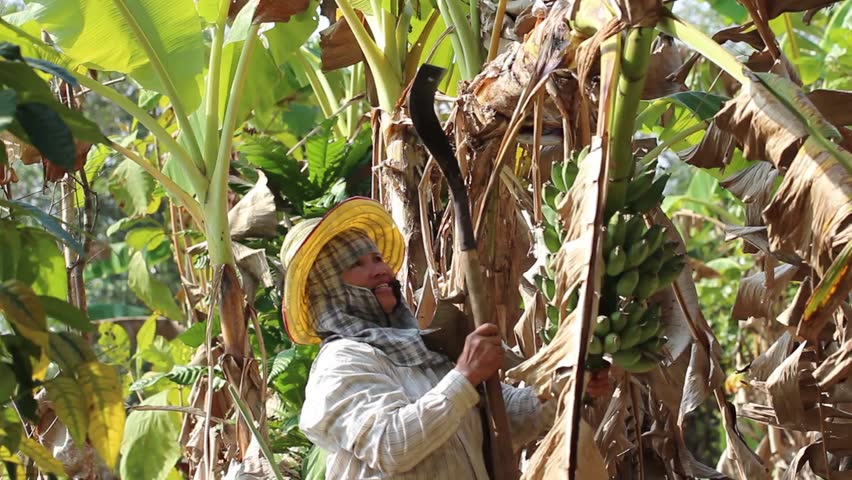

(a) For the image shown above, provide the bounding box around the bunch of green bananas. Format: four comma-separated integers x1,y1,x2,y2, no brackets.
535,152,686,373
587,300,666,373
541,150,583,253
603,213,686,300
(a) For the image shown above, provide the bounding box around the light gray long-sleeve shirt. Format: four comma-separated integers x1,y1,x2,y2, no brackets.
299,339,552,479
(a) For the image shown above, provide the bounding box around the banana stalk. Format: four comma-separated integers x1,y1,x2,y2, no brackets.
605,27,654,217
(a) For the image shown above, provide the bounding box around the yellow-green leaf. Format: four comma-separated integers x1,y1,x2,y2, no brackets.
17,436,64,475
46,376,89,447
0,445,24,480
0,280,48,350
79,362,125,469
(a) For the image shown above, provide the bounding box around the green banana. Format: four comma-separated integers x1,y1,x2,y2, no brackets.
659,242,680,263
606,246,627,276
547,305,559,323
609,311,628,332
616,269,640,297
630,173,669,214
603,332,621,353
562,162,579,191
634,273,659,299
567,290,580,311
643,225,666,253
658,255,686,285
626,239,651,269
543,183,560,210
611,347,642,368
638,317,662,343
640,303,662,323
624,215,645,245
625,170,654,203
594,315,611,336
543,277,556,302
551,163,567,192
640,250,663,274
607,214,628,247
622,301,647,326
639,336,667,353
544,225,561,253
589,335,603,355
620,324,643,349
620,354,658,373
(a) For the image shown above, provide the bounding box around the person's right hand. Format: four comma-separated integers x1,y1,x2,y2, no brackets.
454,323,504,386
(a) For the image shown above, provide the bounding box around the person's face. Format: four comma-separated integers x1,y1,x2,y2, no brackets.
340,251,398,313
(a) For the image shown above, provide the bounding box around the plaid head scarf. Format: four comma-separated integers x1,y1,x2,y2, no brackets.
306,229,448,367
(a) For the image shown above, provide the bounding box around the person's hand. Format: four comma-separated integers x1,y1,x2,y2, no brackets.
454,323,504,386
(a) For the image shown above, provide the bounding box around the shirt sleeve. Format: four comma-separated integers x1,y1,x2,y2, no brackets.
500,383,556,448
299,342,480,475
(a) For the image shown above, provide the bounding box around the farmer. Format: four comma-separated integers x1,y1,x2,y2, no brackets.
280,197,554,479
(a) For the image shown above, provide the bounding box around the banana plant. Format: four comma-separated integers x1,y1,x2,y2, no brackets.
0,0,321,470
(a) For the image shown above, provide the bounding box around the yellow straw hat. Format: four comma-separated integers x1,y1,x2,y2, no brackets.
279,197,405,344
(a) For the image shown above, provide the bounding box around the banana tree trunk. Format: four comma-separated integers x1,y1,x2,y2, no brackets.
445,3,586,341
372,108,430,303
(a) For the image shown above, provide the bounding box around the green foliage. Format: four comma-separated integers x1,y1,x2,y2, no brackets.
241,119,373,217
29,0,206,112
128,251,183,321
120,389,183,480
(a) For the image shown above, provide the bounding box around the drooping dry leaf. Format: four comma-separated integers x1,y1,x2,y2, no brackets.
716,401,771,479
679,121,735,169
747,331,794,382
715,78,809,169
808,89,852,127
783,442,852,480
777,275,812,327
523,402,608,480
319,16,364,72
228,0,311,23
763,138,852,277
228,172,278,239
813,337,852,390
720,161,778,239
641,35,686,100
720,160,776,206
798,243,852,342
764,0,840,19
724,225,805,265
731,264,800,321
513,277,547,358
766,342,808,428
232,241,274,302
507,308,578,397
746,50,801,86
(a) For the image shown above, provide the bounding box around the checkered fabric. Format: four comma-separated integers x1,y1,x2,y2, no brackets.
306,229,448,367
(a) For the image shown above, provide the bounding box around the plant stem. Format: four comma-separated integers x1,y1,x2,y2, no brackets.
783,14,801,62
110,0,205,171
438,0,481,79
293,48,346,138
606,27,654,216
337,0,401,112
227,385,285,480
657,13,748,85
207,23,260,265
487,0,508,62
405,9,440,82
640,121,707,165
75,74,208,199
110,141,203,225
203,4,229,175
346,62,365,136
